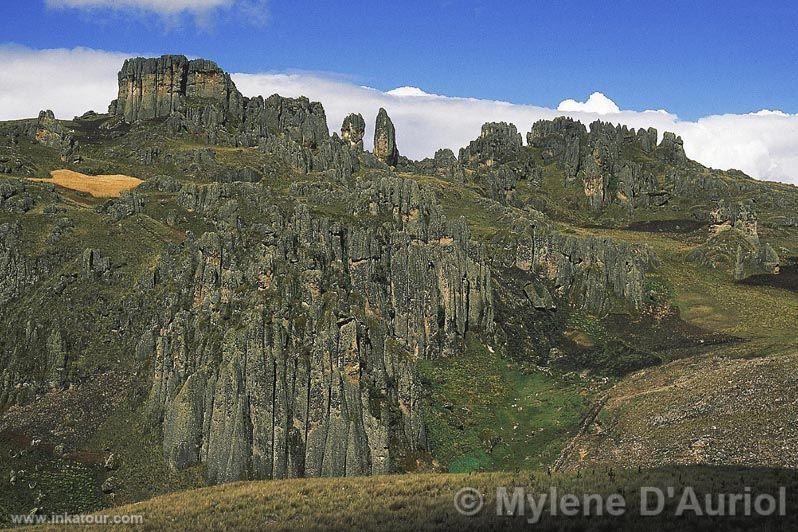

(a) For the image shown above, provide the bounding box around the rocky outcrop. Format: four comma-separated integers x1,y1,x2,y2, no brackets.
527,118,685,209
0,179,35,213
735,242,780,281
30,110,80,163
509,218,658,313
241,95,329,149
341,113,366,150
110,55,363,179
656,131,687,166
415,149,465,182
527,117,585,178
484,166,519,204
373,109,398,166
112,56,242,124
0,221,34,306
687,200,780,280
148,176,493,482
459,122,522,168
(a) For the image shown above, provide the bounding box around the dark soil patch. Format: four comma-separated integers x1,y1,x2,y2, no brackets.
555,308,741,377
603,306,740,359
738,257,798,292
0,371,135,451
491,265,567,364
626,219,707,233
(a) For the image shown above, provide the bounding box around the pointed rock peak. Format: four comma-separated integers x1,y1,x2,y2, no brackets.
374,108,398,166
657,131,687,165
341,113,366,150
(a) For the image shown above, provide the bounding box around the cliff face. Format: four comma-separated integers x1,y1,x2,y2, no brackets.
511,220,658,313
110,55,355,179
112,56,242,124
140,176,493,482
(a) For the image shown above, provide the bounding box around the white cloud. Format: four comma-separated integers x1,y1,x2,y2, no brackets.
45,0,269,25
2,45,798,185
557,92,621,114
47,0,230,14
234,73,798,184
0,45,127,121
385,87,436,97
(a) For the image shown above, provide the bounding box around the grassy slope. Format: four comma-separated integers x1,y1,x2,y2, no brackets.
71,466,798,531
556,223,798,471
419,335,593,473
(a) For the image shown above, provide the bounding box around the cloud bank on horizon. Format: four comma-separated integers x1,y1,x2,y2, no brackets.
2,45,798,185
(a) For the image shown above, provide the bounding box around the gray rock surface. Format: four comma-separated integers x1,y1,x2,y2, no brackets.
373,108,399,166
148,175,493,482
687,200,780,280
460,122,523,167
341,113,366,150
30,110,80,163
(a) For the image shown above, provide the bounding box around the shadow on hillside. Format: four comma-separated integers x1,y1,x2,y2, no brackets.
738,257,798,292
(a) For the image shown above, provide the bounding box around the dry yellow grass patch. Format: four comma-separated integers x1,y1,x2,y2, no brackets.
30,169,143,198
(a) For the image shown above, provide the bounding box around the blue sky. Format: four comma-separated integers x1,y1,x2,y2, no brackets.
2,0,798,120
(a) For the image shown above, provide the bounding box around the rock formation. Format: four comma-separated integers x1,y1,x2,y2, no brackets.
687,200,780,280
30,110,80,163
10,54,798,507
108,55,359,178
373,108,398,166
525,118,696,209
111,55,242,124
147,175,493,481
341,113,366,150
656,131,688,166
460,122,523,167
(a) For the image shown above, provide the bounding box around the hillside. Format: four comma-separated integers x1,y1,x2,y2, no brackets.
21,467,798,530
0,54,796,526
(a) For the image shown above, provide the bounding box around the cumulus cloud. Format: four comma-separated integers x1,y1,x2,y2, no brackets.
557,92,621,114
46,0,269,25
2,45,798,185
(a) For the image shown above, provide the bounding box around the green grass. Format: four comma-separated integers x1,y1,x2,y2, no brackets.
0,438,103,519
569,225,798,345
419,334,590,472
86,397,206,508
